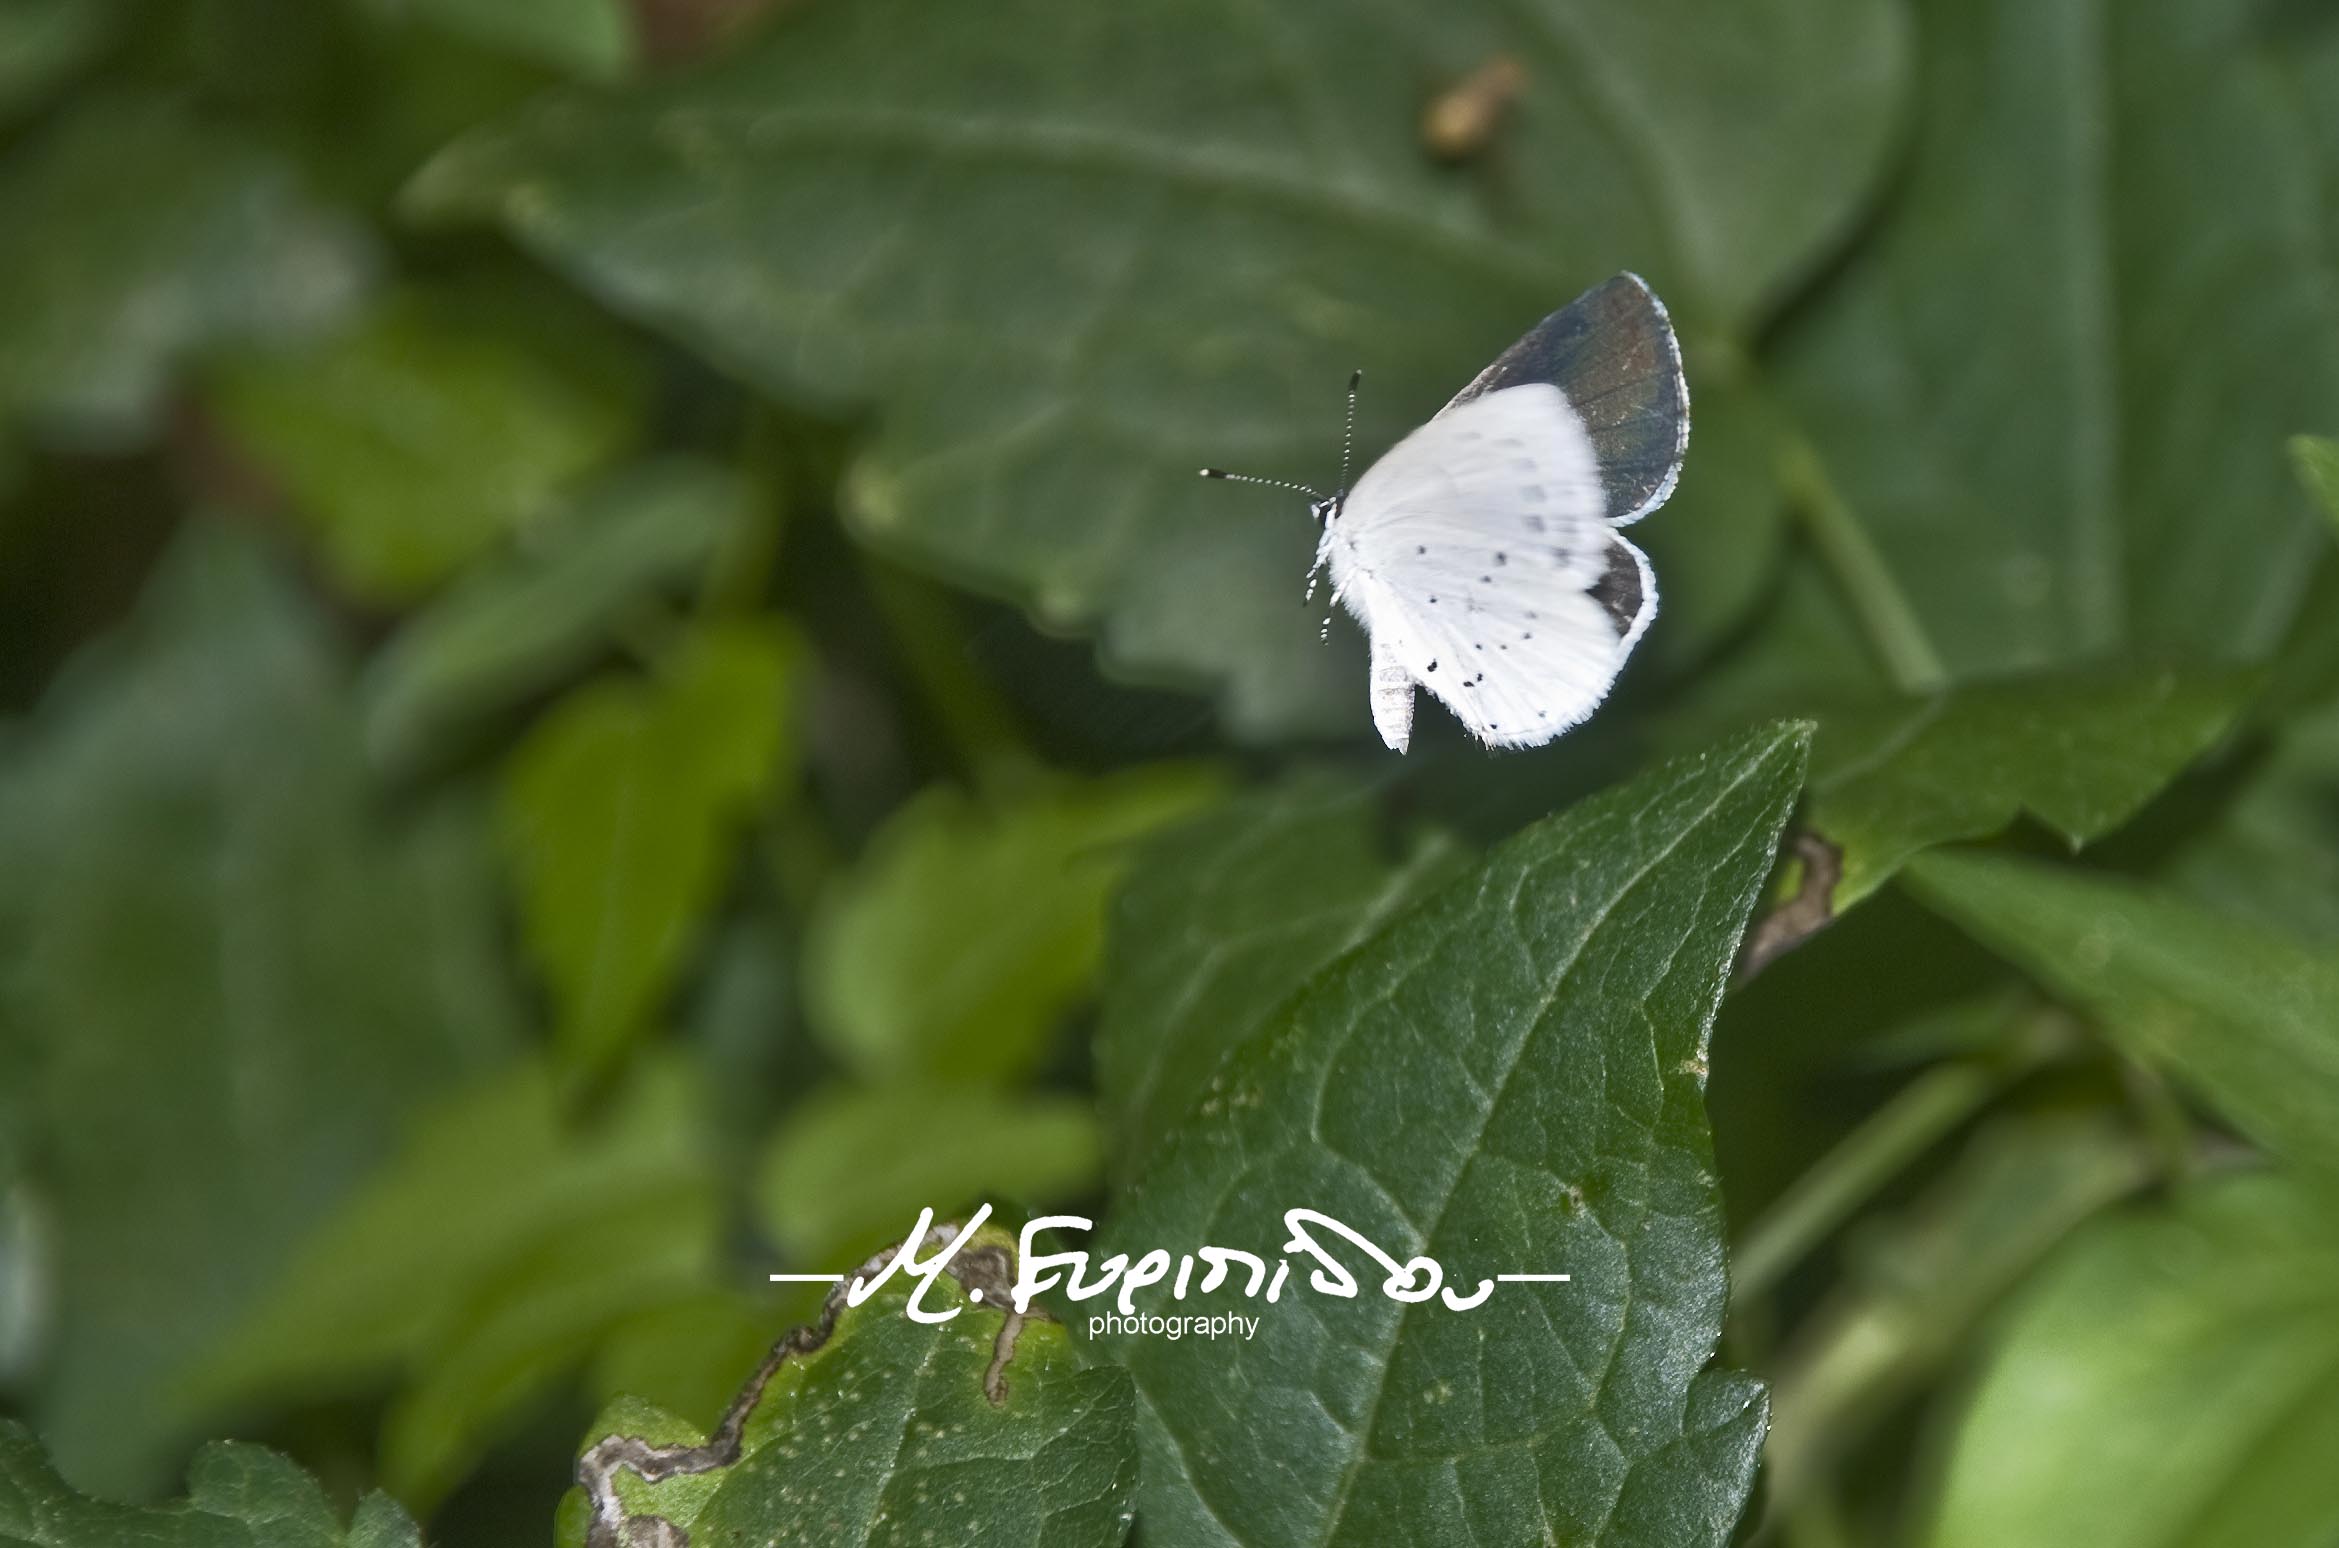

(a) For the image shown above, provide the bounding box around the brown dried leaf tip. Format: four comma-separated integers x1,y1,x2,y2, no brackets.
1735,830,1844,983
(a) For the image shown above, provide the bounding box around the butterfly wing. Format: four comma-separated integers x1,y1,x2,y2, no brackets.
1443,272,1688,528
1329,382,1657,750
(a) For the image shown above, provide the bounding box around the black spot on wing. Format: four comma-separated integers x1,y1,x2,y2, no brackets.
1590,540,1643,636
1439,273,1688,526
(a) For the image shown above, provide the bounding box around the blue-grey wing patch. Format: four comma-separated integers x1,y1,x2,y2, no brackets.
1439,272,1688,529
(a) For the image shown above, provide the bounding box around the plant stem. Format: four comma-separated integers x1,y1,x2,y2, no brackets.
699,409,792,616
861,556,1036,787
1777,432,1950,695
1731,1059,2001,1304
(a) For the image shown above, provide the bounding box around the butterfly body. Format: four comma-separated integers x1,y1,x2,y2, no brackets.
1238,272,1688,754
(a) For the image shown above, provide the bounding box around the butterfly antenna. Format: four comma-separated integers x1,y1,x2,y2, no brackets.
1197,468,1324,500
1339,368,1362,498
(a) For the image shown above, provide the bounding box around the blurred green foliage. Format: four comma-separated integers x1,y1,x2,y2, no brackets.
1,0,2337,1545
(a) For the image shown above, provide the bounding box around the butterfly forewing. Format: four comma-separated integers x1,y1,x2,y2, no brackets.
1441,272,1688,528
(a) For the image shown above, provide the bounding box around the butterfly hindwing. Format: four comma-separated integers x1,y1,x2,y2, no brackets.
1345,532,1653,749
1441,272,1688,528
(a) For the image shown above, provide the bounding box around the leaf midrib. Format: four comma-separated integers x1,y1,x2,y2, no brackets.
1305,737,1788,1546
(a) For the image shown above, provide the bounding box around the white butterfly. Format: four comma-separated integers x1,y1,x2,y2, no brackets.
1205,273,1688,753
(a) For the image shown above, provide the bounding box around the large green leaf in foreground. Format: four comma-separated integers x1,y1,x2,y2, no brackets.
1097,775,1464,1182
1921,1174,2339,1548
1104,722,1808,1547
0,1421,420,1548
410,0,1903,732
557,1229,1136,1547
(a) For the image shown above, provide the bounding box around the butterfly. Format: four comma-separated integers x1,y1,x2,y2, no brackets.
1203,273,1688,753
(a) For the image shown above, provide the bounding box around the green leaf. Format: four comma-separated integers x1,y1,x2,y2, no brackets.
0,0,115,119
1775,0,2339,683
355,0,635,80
1905,850,2339,1185
359,457,752,773
805,767,1220,1085
501,617,804,1069
1097,774,1464,1183
408,0,1904,731
1920,1173,2339,1548
189,1058,721,1510
0,1419,422,1548
2257,441,2339,716
0,527,516,1496
2292,435,2339,538
1103,722,1809,1547
206,289,643,600
754,1082,1103,1265
559,1226,1137,1548
2163,698,2339,945
1807,666,2256,908
0,93,372,448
